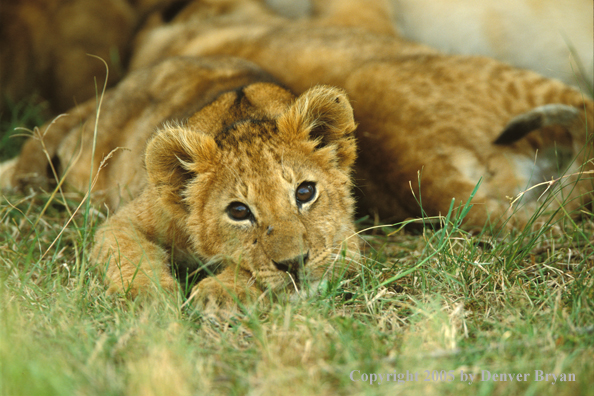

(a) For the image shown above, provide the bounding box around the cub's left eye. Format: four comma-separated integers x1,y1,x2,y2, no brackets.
227,202,252,221
296,182,316,204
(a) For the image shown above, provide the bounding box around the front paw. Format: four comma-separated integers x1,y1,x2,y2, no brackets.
187,275,264,318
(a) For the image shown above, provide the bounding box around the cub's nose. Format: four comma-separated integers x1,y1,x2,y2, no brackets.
273,252,309,273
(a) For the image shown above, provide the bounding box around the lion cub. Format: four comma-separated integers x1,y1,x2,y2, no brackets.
87,62,359,312
2,56,360,312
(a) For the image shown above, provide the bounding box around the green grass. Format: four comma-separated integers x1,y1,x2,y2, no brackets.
0,95,49,161
1,182,593,395
1,101,593,396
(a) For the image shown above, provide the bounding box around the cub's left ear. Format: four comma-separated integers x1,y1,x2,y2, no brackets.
278,85,357,170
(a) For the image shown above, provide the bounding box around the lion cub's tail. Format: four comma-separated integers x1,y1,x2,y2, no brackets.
494,104,585,145
493,103,593,206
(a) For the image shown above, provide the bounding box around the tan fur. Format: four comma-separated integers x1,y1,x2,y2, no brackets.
3,56,360,312
128,0,594,228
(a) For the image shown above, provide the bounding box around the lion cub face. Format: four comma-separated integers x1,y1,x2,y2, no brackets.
146,83,359,295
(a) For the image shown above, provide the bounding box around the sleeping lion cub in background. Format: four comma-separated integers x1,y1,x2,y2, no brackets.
3,56,360,312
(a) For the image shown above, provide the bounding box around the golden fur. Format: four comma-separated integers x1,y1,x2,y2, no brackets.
129,0,594,228
3,56,360,311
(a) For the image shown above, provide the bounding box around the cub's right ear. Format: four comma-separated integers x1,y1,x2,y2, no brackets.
278,85,357,170
145,124,218,206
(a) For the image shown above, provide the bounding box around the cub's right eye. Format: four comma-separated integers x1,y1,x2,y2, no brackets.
227,202,251,221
